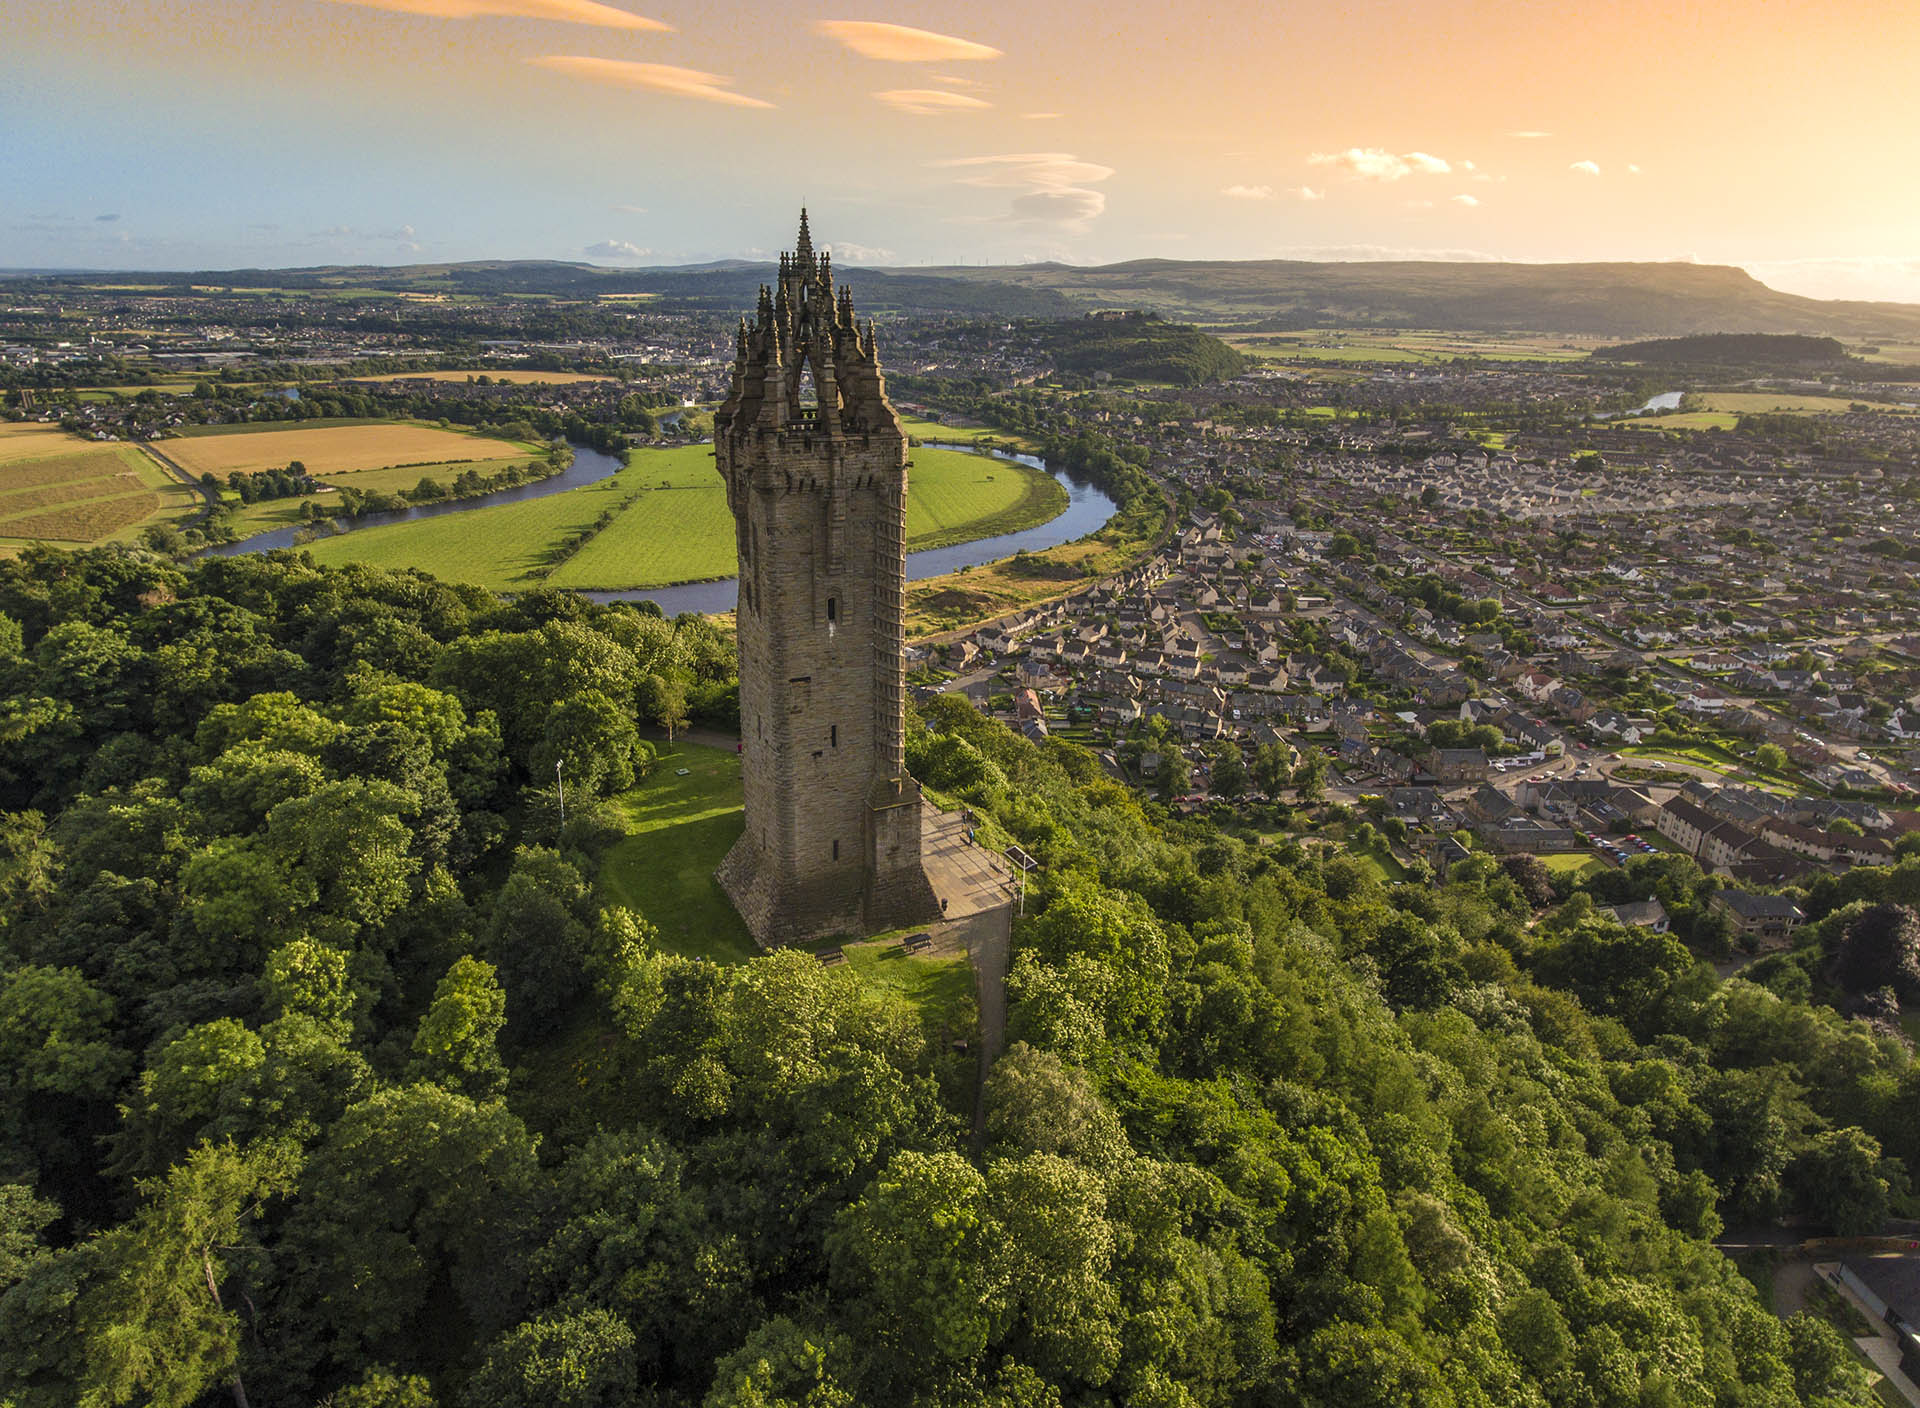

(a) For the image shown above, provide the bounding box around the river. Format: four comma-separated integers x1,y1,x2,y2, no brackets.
201,441,1119,615
1594,390,1684,420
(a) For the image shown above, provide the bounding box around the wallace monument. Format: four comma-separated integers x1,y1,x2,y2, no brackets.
714,213,943,945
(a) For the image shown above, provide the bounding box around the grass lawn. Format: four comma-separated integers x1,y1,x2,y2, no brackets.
597,742,755,964
842,940,977,1037
1541,853,1605,878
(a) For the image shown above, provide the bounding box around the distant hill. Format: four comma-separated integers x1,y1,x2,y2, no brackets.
1035,312,1246,384
867,259,1920,338
1590,333,1853,365
16,256,1920,337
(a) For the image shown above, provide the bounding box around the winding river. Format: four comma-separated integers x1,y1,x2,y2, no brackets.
202,441,1118,615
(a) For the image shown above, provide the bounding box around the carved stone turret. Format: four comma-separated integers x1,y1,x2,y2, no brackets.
712,213,939,945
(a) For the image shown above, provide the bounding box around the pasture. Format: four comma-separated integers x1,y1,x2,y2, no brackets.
302,474,642,589
163,422,534,478
295,442,1067,593
0,435,198,549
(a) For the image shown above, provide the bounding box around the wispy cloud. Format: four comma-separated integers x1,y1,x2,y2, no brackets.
529,55,772,107
585,239,649,260
95,213,120,222
1569,159,1601,175
1508,129,1552,139
929,74,989,90
829,242,894,264
932,152,1113,228
1451,193,1480,206
611,203,647,214
323,0,668,29
1222,184,1275,200
875,89,991,115
817,20,1000,62
1627,163,1642,175
1309,147,1452,181
1022,111,1061,120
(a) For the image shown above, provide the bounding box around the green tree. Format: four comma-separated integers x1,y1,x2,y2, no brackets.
639,673,690,744
1211,741,1247,798
465,1309,637,1408
410,956,508,1100
75,1138,299,1408
1754,742,1788,772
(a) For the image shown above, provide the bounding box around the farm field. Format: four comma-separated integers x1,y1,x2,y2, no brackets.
163,422,534,477
1225,330,1608,364
0,424,89,464
218,455,546,537
1615,412,1741,431
901,415,1037,451
1697,391,1911,414
0,435,199,551
296,442,1066,593
302,473,641,588
347,369,620,385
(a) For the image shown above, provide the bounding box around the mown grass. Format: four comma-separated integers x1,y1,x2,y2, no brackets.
596,742,755,964
302,474,643,587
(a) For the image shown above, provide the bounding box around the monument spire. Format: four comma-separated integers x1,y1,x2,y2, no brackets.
709,215,938,945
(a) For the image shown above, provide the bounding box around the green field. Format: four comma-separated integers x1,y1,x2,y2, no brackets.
596,741,755,963
298,442,1065,593
1614,412,1741,431
1541,853,1605,878
1699,391,1909,414
303,474,642,586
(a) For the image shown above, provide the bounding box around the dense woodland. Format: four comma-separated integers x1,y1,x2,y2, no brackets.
1,548,1916,1407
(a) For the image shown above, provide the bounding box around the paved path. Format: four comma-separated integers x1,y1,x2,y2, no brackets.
917,803,1017,1153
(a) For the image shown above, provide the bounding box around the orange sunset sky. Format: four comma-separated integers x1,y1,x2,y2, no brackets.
3,0,1917,301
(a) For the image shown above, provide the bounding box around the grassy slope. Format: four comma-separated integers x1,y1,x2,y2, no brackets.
164,421,535,476
596,742,755,964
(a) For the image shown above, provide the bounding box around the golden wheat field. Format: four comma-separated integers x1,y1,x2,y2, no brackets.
0,423,87,465
349,369,619,386
162,424,533,478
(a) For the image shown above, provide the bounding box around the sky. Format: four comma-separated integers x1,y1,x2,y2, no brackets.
4,0,1919,303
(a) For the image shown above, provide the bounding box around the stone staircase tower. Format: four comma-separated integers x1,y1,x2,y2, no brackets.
713,211,941,944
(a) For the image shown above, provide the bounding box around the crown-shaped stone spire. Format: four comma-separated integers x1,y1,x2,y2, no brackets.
794,208,814,266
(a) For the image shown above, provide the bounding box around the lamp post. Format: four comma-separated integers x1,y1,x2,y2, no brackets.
555,760,565,827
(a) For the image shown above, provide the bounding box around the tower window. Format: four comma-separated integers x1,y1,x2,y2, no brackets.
831,724,838,748
832,839,840,861
826,596,837,623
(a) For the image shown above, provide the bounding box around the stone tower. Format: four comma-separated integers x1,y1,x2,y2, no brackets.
713,212,941,945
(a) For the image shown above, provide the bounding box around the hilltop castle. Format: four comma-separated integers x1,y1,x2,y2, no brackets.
713,212,941,945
